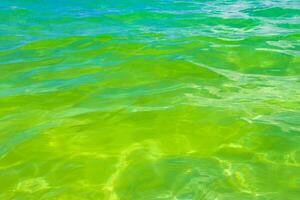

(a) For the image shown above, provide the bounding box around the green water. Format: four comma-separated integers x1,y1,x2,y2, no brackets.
1,0,300,199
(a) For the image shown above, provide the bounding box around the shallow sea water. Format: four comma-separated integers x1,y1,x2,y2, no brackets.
1,0,300,199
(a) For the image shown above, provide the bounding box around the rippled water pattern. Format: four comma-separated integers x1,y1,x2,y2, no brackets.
1,0,300,199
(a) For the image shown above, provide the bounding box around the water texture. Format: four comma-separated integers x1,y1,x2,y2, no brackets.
1,0,300,199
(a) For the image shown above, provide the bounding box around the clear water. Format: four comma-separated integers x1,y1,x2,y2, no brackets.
1,0,300,199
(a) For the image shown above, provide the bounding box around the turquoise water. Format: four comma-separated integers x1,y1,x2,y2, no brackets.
1,0,300,199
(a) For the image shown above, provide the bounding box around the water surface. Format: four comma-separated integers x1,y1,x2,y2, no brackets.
1,0,300,199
